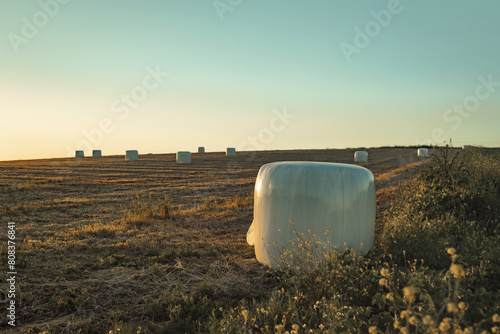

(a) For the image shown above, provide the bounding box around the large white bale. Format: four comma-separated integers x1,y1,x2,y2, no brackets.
125,150,139,161
354,151,368,162
198,147,205,153
226,147,236,156
92,150,102,158
246,161,376,269
417,148,429,157
462,145,468,150
75,150,84,158
176,151,191,164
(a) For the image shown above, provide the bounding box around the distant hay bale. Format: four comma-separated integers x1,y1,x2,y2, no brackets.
198,147,205,153
246,162,376,270
125,150,139,161
226,147,236,156
75,150,84,158
354,151,368,162
417,148,429,157
92,150,102,158
462,145,469,150
176,151,191,164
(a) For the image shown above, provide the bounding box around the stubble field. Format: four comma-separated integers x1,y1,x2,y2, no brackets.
0,148,428,333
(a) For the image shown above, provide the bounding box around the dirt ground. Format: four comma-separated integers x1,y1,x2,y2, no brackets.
0,148,429,332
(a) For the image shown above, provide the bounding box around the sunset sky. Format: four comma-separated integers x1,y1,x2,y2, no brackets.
1,1,499,161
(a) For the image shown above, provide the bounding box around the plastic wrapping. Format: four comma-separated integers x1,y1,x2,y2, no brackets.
125,150,139,161
354,151,368,162
417,148,429,157
198,147,205,153
92,150,102,158
247,162,375,269
176,151,192,164
75,150,84,158
226,147,236,156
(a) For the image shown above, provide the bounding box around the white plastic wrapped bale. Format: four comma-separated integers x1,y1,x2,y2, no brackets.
92,150,102,158
354,151,368,162
417,148,429,157
125,150,139,161
246,162,375,270
198,147,205,153
226,147,236,156
75,150,84,158
176,151,191,164
462,145,468,150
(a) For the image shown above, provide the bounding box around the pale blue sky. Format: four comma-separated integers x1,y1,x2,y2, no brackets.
1,1,499,160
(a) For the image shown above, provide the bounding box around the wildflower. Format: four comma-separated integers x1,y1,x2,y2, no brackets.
458,302,467,310
423,315,435,326
319,324,325,330
380,268,390,277
403,286,417,303
292,324,300,332
379,278,389,288
241,309,249,323
394,320,402,329
439,318,452,332
447,302,459,313
275,325,285,334
493,327,500,334
447,248,456,256
494,314,500,323
400,328,410,334
463,328,473,334
368,326,378,334
401,310,411,319
450,264,465,278
386,292,395,302
409,316,418,326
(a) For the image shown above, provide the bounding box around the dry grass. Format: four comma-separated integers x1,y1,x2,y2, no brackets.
0,148,428,333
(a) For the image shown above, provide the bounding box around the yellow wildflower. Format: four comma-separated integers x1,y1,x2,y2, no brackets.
275,324,285,334
368,326,378,334
458,302,467,310
423,315,435,326
403,286,417,303
401,310,411,319
241,309,249,323
447,302,459,313
379,278,389,288
447,248,456,256
450,264,465,278
494,314,500,322
380,268,390,278
439,318,452,332
409,316,418,326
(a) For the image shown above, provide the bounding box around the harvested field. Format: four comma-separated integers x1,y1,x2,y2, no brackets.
0,148,429,332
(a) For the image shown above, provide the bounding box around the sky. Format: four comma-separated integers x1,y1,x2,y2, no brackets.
1,0,499,161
